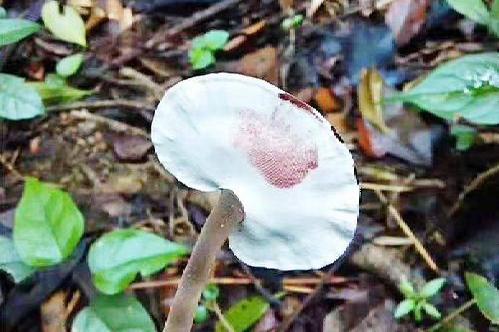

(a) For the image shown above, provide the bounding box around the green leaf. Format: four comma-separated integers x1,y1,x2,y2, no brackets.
215,296,270,332
465,272,499,323
446,0,490,25
0,18,40,46
414,301,424,322
13,177,84,267
451,125,477,151
71,294,156,332
0,236,35,282
0,73,44,120
391,53,499,125
28,77,92,105
194,305,210,324
203,284,220,302
423,303,441,319
56,53,84,77
493,0,499,16
399,280,416,298
420,278,446,298
394,299,415,319
189,48,215,70
282,14,304,30
88,229,188,295
42,0,86,47
197,30,229,51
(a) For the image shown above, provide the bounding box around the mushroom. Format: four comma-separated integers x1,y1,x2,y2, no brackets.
152,73,359,331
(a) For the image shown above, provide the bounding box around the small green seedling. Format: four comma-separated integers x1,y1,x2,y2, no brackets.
282,14,304,31
395,278,446,322
189,30,229,70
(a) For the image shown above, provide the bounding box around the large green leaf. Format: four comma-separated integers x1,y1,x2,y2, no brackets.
391,53,499,125
42,1,86,47
88,229,188,294
215,296,270,332
13,177,84,267
0,18,40,46
465,272,499,324
56,53,84,77
446,0,490,25
0,73,44,120
71,294,156,332
0,236,35,282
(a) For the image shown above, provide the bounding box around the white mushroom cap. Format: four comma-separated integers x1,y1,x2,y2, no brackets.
151,73,359,270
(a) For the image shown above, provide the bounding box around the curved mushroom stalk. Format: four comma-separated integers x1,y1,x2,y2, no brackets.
152,73,360,331
164,190,243,332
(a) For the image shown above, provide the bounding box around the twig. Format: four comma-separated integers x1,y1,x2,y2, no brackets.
47,99,155,112
240,263,282,307
211,302,235,332
426,299,476,332
69,110,149,138
374,190,439,273
146,0,243,48
277,231,362,332
130,276,347,290
361,180,445,193
163,190,244,332
447,163,499,218
120,67,163,99
0,153,24,181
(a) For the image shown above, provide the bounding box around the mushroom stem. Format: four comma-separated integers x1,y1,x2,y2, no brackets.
163,189,244,332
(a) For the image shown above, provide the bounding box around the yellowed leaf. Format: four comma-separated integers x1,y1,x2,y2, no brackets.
357,68,390,133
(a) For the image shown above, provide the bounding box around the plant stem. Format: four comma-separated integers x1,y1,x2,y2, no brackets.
163,190,244,332
426,299,476,332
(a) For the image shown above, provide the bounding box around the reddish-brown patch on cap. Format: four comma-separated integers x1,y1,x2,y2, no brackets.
278,93,322,122
234,109,318,189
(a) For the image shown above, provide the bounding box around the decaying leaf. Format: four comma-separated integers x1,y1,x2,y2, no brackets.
358,69,390,133
385,0,430,46
314,87,341,113
230,47,278,84
357,71,441,166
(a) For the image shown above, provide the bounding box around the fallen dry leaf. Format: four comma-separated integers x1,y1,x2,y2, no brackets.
112,135,152,161
357,68,389,133
231,46,278,85
385,0,430,46
41,291,67,332
314,87,341,113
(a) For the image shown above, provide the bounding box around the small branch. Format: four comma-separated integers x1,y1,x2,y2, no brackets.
146,0,243,48
277,231,361,332
0,153,24,182
211,302,235,332
69,110,149,138
426,299,476,332
163,190,244,332
375,190,439,273
447,163,499,218
130,276,347,290
47,99,155,112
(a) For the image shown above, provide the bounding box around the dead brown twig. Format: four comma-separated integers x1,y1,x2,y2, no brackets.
69,110,149,138
47,99,155,112
0,153,24,182
129,276,347,290
374,190,439,273
145,0,243,48
447,162,499,219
